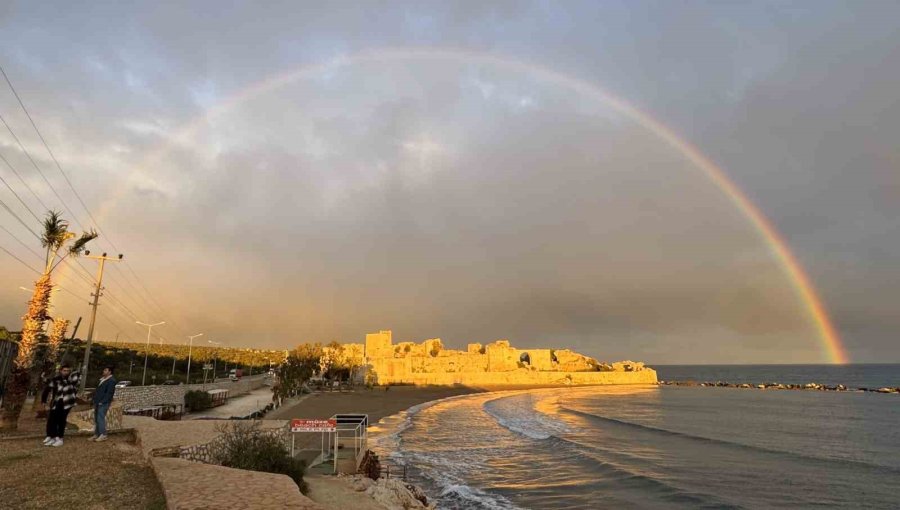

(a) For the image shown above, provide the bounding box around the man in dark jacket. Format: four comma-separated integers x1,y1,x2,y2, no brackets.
41,364,81,447
91,366,117,442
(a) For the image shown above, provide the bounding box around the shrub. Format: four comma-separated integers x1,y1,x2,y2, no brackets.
211,421,307,492
184,390,212,411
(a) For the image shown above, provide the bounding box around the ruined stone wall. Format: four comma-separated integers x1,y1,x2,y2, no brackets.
361,330,655,387
486,340,519,372
554,349,599,371
365,330,393,358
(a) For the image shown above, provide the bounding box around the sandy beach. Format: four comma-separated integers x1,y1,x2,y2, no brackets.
267,385,483,424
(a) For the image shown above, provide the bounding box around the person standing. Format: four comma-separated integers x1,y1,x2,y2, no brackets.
41,364,81,447
91,366,117,442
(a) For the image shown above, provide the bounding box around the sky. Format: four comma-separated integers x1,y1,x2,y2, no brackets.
0,1,897,364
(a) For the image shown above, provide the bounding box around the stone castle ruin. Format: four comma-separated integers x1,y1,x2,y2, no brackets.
356,330,657,386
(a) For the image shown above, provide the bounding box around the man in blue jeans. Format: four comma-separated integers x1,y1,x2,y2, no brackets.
91,366,117,442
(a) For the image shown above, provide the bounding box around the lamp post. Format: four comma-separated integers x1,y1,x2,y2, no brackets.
208,340,221,381
185,333,203,384
137,320,165,386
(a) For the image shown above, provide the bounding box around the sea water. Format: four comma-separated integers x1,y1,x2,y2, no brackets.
369,365,900,509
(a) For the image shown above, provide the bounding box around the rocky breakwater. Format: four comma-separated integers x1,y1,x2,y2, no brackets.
342,474,434,509
659,380,900,394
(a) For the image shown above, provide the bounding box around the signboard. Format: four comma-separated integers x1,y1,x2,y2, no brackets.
291,418,336,433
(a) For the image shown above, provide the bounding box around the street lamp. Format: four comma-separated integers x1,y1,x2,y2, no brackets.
185,333,203,384
136,320,165,386
208,340,221,381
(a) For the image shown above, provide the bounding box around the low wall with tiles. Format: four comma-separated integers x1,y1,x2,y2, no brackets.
114,375,269,409
69,402,125,431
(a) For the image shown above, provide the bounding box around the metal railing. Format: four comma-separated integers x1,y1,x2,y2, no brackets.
380,463,409,481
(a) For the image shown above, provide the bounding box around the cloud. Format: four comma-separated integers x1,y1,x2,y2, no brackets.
0,1,897,362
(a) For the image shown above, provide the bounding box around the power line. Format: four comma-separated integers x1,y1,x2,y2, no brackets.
0,222,147,345
0,222,41,259
0,64,95,236
0,119,50,214
0,64,184,338
0,151,41,222
0,195,39,239
0,241,40,274
0,110,82,230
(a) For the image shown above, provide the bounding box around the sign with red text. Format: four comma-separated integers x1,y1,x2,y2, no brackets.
291,418,336,433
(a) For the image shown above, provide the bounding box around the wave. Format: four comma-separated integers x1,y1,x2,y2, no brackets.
531,435,741,509
481,393,570,440
561,406,900,475
437,482,524,510
370,391,484,452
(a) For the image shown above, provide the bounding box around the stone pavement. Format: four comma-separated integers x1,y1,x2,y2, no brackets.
152,457,323,509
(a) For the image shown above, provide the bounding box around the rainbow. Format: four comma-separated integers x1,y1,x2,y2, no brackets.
104,47,848,363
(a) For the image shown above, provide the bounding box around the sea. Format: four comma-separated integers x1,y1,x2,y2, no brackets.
369,365,900,509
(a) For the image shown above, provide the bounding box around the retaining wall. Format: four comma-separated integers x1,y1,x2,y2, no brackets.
178,425,289,464
114,375,269,409
69,402,125,431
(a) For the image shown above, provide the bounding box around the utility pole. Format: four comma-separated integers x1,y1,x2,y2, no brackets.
78,251,123,394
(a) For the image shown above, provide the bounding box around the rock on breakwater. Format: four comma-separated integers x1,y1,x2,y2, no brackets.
658,380,900,393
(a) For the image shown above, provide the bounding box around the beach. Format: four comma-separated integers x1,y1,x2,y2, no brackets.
267,385,483,424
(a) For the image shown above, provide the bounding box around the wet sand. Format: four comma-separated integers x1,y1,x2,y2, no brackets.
266,385,483,424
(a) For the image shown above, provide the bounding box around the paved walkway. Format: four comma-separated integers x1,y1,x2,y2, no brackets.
153,457,323,509
186,387,275,420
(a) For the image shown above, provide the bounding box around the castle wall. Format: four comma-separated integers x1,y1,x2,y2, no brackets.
370,367,658,386
365,330,393,358
361,330,656,387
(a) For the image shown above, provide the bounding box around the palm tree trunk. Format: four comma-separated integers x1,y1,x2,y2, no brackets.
0,367,29,431
1,274,52,431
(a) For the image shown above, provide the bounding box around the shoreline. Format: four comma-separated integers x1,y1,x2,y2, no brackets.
267,382,661,424
266,383,658,509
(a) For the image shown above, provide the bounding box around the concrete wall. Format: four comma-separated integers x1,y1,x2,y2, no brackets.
114,375,268,409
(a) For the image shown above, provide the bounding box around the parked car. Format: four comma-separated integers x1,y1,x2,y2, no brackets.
115,380,132,389
162,379,179,385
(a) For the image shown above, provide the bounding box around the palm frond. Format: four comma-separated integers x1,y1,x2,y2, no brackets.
68,229,98,256
41,210,68,250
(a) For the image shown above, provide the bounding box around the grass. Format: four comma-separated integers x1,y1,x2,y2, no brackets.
0,432,165,509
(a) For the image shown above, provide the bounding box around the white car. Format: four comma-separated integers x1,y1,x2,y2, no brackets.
115,380,132,389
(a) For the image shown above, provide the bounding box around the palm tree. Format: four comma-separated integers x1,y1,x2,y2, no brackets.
29,317,70,413
0,211,96,431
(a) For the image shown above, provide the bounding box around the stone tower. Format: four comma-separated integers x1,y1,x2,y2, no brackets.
365,330,393,359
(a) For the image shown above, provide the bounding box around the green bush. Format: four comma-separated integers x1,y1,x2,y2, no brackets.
184,390,212,411
211,421,307,492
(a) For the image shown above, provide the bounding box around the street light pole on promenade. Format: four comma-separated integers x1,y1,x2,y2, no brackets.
207,340,221,383
186,333,203,384
137,320,165,386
